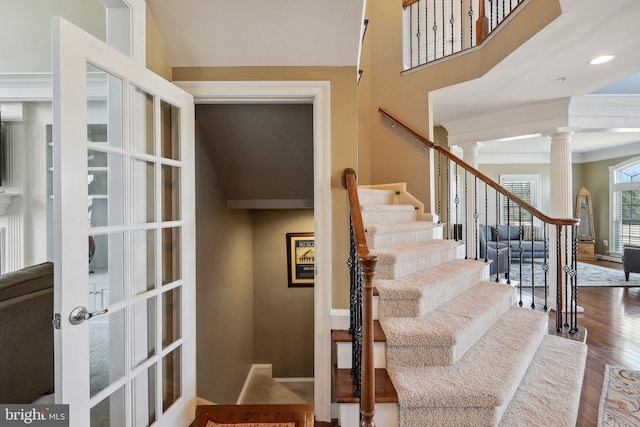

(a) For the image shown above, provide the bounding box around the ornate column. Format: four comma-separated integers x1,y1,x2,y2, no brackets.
547,130,574,313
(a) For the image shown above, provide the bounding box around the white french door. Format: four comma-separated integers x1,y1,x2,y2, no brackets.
52,16,195,427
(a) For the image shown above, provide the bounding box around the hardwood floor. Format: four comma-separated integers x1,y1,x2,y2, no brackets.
574,259,640,426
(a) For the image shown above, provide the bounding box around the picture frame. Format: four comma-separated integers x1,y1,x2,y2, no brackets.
286,232,314,287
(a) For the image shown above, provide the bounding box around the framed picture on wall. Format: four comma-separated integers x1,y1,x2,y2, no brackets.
286,232,314,287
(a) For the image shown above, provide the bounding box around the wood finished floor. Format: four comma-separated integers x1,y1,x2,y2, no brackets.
573,259,640,426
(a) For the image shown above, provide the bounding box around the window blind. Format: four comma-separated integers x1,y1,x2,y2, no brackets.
500,176,539,225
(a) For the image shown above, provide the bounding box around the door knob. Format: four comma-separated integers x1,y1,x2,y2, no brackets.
69,306,109,325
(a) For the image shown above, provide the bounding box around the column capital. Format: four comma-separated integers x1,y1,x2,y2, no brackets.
543,127,580,142
459,141,483,154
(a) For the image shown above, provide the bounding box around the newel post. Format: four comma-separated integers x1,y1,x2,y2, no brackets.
476,0,489,44
359,255,378,427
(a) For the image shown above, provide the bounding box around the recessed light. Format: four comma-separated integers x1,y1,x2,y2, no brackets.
589,55,615,65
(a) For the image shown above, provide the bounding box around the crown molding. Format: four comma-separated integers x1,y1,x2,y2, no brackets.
569,94,640,129
443,98,571,146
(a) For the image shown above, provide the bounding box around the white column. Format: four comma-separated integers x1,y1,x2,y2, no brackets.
462,142,482,259
547,131,574,312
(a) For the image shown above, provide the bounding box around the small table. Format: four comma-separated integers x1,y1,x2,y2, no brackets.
193,404,314,427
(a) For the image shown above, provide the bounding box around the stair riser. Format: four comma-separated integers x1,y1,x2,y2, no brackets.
366,228,437,249
378,269,485,318
337,402,398,427
357,189,396,205
375,247,458,280
362,210,416,224
336,341,386,369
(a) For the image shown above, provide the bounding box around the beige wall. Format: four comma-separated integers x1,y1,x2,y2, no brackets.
145,7,172,81
573,155,637,257
358,0,562,209
252,210,314,378
173,66,357,310
195,124,254,403
0,0,105,73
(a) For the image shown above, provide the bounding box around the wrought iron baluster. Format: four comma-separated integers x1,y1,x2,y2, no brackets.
348,217,363,396
495,189,500,282
474,176,479,261
555,224,563,331
416,4,421,65
410,6,414,68
425,0,429,63
468,3,474,47
441,0,445,57
571,224,579,332
449,0,455,54
437,152,442,223
484,182,488,263
543,222,549,311
564,226,570,327
465,169,468,258
455,164,460,241
446,158,450,239
433,0,437,60
530,221,535,309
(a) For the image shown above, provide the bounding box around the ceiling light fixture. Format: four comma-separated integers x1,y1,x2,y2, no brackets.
589,55,615,65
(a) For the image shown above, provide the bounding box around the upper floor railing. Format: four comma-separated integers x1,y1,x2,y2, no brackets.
403,0,526,69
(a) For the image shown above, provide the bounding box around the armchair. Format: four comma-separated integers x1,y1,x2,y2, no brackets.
622,245,640,281
478,224,510,277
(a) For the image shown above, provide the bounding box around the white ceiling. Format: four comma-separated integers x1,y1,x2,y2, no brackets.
146,0,367,67
147,0,640,162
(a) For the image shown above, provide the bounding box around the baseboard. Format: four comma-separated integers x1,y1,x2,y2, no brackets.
196,396,216,406
236,364,273,404
597,254,622,263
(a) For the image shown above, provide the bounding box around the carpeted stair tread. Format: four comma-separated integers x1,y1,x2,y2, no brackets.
375,259,486,318
361,204,417,224
370,239,461,280
365,221,441,249
387,307,548,426
499,334,588,426
381,281,515,367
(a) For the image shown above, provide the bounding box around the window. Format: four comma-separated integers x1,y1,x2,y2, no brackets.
610,157,640,253
499,174,541,226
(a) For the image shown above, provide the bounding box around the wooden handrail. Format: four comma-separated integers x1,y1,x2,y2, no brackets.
378,107,579,227
342,169,371,258
341,168,377,427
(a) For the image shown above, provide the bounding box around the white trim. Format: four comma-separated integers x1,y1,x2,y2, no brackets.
175,80,333,422
0,227,5,274
236,364,273,404
609,156,640,253
196,396,216,406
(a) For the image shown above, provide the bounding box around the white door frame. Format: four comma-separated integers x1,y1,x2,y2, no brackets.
175,80,332,422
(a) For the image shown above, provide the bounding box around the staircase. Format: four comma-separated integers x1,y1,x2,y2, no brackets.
333,186,588,427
